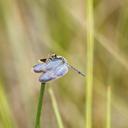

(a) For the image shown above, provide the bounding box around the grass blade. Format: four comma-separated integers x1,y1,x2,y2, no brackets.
35,83,45,128
48,87,64,128
85,0,94,127
106,85,111,128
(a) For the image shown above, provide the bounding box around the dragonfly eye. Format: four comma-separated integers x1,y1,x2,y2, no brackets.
51,54,57,58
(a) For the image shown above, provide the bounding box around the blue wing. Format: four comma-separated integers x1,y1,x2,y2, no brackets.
33,59,64,73
39,63,68,83
54,64,68,77
45,59,64,70
33,63,47,73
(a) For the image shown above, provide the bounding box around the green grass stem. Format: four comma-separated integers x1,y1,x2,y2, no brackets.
48,87,64,128
35,83,45,128
106,85,111,128
85,0,94,127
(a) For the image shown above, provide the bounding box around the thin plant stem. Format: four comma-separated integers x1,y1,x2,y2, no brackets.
48,87,64,128
106,85,111,128
0,81,15,128
85,0,94,127
35,83,45,128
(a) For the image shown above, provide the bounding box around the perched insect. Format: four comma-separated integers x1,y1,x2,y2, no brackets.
33,54,85,83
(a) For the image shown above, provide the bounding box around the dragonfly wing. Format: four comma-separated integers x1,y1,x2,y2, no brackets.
33,58,64,73
45,59,63,70
33,63,47,73
39,64,68,83
39,71,56,83
54,64,68,77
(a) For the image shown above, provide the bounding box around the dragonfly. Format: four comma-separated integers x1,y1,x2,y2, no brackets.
33,53,85,83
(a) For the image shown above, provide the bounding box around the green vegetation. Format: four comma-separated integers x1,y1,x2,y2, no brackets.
49,87,64,128
35,83,45,128
85,0,94,127
0,0,128,127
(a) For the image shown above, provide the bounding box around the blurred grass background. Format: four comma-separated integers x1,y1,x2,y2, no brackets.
0,0,128,128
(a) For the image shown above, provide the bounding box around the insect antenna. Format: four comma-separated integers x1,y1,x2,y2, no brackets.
68,64,85,77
